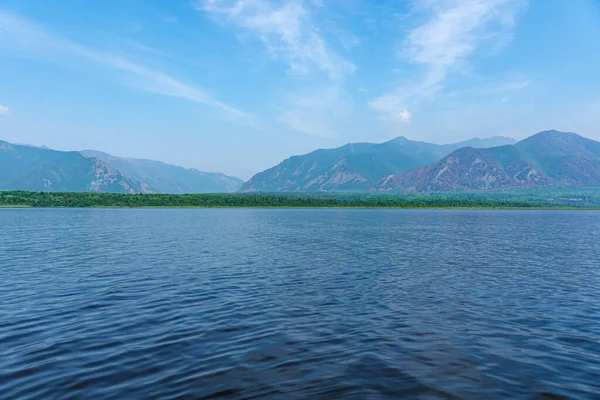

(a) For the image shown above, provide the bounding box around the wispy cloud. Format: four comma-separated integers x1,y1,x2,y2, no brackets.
482,78,531,94
198,0,355,136
0,9,251,122
278,85,354,137
0,105,10,117
370,0,526,124
198,0,355,80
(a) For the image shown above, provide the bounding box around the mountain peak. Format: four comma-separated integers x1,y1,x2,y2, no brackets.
81,150,243,193
532,129,577,138
1,139,243,194
377,130,600,193
523,130,592,145
239,135,517,192
451,136,517,148
519,130,588,147
516,130,600,162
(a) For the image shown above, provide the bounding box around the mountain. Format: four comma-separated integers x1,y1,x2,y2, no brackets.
0,140,153,193
377,130,600,192
239,136,515,192
82,151,243,194
1,140,242,194
450,136,518,149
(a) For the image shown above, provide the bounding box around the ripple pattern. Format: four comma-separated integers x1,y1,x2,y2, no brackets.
1,209,600,399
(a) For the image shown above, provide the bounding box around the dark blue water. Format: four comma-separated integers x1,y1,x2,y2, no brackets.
1,209,599,399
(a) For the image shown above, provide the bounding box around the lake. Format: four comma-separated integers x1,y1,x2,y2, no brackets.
1,209,599,399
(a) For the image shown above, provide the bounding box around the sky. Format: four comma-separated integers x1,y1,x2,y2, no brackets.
1,0,600,179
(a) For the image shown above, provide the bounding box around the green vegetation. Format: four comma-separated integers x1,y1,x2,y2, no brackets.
249,187,600,208
1,190,596,209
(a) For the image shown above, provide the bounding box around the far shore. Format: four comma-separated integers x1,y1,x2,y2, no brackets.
1,204,598,211
1,190,599,210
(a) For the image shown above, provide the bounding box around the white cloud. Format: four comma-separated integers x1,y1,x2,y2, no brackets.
0,105,10,116
198,0,355,80
370,0,526,123
405,0,522,69
399,109,411,122
369,103,412,124
0,9,251,122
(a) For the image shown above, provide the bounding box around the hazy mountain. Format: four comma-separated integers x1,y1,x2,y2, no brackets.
377,131,600,192
239,136,515,192
0,140,153,193
82,151,243,194
0,138,243,194
450,136,517,149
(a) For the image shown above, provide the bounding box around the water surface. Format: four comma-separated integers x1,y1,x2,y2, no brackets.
1,209,599,399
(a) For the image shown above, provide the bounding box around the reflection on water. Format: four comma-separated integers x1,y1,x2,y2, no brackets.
1,209,599,399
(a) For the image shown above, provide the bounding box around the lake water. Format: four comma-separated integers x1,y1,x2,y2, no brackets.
1,209,599,399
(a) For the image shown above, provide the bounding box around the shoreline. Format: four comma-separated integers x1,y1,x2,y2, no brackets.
2,191,599,210
2,205,598,211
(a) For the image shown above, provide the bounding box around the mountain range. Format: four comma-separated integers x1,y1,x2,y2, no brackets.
239,136,516,192
3,130,599,195
0,140,242,194
377,130,600,192
81,151,243,194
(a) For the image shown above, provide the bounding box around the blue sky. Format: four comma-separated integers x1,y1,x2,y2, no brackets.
1,0,600,179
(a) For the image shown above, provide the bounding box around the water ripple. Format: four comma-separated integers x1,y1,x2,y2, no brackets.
1,209,599,399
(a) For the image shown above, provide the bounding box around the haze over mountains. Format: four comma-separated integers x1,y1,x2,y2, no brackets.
239,136,517,192
81,151,243,194
377,130,600,192
0,141,242,194
2,131,600,194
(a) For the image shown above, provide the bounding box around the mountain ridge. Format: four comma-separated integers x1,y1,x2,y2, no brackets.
6,131,596,195
376,130,600,192
81,150,243,194
0,140,243,194
239,136,516,192
0,140,153,193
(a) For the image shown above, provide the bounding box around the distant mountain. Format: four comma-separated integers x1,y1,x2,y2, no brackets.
0,139,243,194
82,151,243,194
0,140,153,193
377,130,600,192
450,136,517,149
239,136,515,192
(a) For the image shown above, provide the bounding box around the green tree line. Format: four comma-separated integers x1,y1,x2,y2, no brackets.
0,190,565,209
